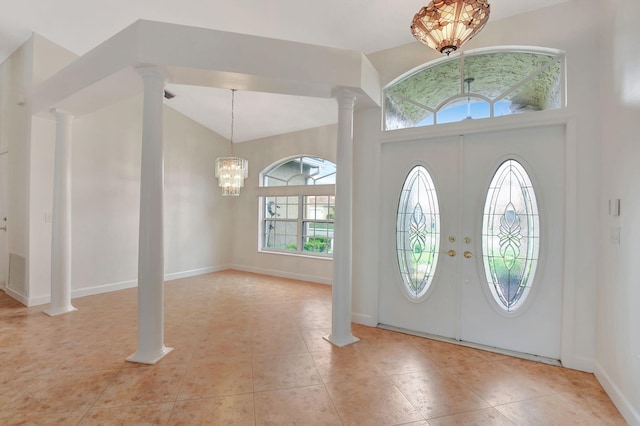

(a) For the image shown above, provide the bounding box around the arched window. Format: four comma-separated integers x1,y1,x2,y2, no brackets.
259,156,335,257
384,48,565,130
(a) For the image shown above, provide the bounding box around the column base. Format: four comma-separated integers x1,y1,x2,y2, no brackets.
323,333,360,348
44,305,78,316
126,346,174,365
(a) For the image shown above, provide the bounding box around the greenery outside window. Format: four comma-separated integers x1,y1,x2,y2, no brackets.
260,156,335,257
384,48,566,130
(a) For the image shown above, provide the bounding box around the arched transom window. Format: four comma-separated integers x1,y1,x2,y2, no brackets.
259,156,336,257
384,48,565,130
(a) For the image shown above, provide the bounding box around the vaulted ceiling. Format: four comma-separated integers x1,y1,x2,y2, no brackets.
0,0,570,142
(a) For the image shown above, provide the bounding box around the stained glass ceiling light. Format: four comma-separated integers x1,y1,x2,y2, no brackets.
215,89,248,196
411,0,490,56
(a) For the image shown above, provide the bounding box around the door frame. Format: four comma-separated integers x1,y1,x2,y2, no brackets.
0,151,7,294
375,112,579,368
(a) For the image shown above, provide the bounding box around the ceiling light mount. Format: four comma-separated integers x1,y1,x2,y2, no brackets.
411,0,490,55
215,89,248,197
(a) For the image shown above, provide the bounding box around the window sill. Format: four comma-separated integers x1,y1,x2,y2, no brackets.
258,249,333,261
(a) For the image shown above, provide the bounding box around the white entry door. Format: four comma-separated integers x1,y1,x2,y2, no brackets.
378,125,565,359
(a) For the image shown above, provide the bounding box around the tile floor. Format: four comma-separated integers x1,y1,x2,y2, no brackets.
0,270,626,425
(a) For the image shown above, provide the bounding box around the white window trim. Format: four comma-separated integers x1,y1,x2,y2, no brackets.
258,154,336,258
259,193,335,258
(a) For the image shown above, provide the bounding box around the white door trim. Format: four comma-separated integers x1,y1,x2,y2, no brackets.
375,113,582,369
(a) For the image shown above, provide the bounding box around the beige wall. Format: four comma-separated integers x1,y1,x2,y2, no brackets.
0,34,77,302
1,34,234,303
28,35,78,302
2,38,33,274
231,124,337,284
64,94,232,300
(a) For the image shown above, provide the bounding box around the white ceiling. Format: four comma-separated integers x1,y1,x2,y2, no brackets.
0,0,569,142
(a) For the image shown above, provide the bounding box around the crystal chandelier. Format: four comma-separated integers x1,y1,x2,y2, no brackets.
215,89,248,196
411,0,490,56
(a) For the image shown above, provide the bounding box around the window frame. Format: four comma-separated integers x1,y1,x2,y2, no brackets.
258,156,336,259
396,164,442,302
383,46,566,131
481,158,540,314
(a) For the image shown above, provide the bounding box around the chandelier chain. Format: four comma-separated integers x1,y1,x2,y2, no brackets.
230,89,236,145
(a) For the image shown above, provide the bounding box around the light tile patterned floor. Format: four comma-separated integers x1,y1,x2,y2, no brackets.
0,271,627,425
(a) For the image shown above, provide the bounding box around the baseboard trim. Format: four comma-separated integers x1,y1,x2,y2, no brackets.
229,264,332,285
22,266,231,307
16,266,327,307
72,279,138,299
594,361,640,425
561,355,594,373
352,313,377,327
164,266,228,282
5,286,29,305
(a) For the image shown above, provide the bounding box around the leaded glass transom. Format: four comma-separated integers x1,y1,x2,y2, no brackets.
384,49,564,130
482,159,539,312
396,166,441,300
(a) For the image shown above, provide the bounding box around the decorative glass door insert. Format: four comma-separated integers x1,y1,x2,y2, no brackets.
482,159,539,313
396,166,441,300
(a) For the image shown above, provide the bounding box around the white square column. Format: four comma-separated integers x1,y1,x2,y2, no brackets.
127,67,173,364
45,109,77,316
325,89,359,347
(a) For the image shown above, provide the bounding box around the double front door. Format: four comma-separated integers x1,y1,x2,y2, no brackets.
379,125,565,359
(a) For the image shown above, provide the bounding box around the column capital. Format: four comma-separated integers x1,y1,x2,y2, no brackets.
50,108,75,121
332,88,357,108
135,66,169,85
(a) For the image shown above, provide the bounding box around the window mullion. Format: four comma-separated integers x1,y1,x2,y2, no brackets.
298,195,304,254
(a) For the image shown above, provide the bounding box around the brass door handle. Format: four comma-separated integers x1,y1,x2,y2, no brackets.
463,251,473,259
0,226,6,231
441,249,456,257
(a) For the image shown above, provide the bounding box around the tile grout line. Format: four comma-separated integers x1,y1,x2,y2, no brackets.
75,363,129,424
308,344,346,426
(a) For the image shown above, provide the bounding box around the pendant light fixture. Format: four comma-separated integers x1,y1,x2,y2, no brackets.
215,89,248,196
411,0,490,56
464,77,474,119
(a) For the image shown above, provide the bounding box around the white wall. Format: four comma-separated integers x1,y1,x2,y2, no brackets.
0,34,77,303
2,6,637,421
1,38,33,301
1,33,234,303
231,124,337,284
27,36,78,300
597,0,640,423
355,1,602,371
64,94,232,300
164,103,233,277
351,107,382,326
68,95,143,296
27,115,55,301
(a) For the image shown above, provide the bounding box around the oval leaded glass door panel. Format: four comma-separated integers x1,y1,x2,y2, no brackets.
482,159,540,313
397,165,441,300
